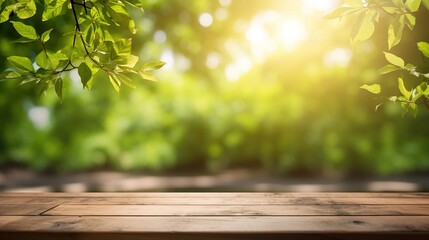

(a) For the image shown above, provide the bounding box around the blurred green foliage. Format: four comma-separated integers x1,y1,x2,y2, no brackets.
328,0,429,115
1,0,429,176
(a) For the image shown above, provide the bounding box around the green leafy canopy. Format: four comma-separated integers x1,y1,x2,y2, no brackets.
0,0,164,100
326,0,429,116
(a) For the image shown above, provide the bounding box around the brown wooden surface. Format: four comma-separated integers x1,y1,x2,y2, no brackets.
0,192,428,240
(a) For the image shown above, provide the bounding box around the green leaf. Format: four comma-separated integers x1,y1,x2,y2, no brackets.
109,74,121,92
382,7,397,14
417,42,429,58
387,16,405,50
124,0,144,12
398,77,412,99
36,51,67,70
423,0,429,9
406,0,421,12
15,37,37,43
7,56,34,72
61,46,85,65
142,61,166,71
78,62,92,89
360,84,381,94
106,4,137,33
351,11,375,43
405,14,416,30
48,52,68,69
35,51,51,69
10,21,38,40
0,70,22,81
389,96,398,102
15,0,37,19
41,29,53,43
417,82,429,97
384,52,405,68
120,55,139,68
324,7,355,19
139,71,157,81
378,64,400,75
117,74,136,89
42,0,68,21
55,77,63,101
113,38,132,57
0,4,15,23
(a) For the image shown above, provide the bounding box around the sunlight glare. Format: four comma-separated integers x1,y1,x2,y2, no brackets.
199,13,213,28
323,48,352,67
279,18,307,51
225,57,252,82
154,30,167,43
206,52,221,69
28,106,50,129
246,11,308,61
301,0,337,14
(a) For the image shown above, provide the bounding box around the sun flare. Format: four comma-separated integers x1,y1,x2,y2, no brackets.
246,11,308,61
279,19,307,51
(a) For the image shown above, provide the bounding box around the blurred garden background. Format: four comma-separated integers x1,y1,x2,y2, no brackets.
1,0,429,192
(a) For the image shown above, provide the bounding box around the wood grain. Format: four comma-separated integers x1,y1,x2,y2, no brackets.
0,216,429,233
44,204,429,216
0,204,57,216
0,192,428,240
1,196,428,205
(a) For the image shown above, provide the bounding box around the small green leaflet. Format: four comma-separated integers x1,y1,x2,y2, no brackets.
41,29,53,43
406,0,421,12
378,64,400,75
360,84,381,94
109,74,121,92
10,21,38,40
15,0,37,19
7,56,34,72
423,0,429,9
387,16,404,50
117,74,136,89
142,61,166,71
123,0,144,12
55,77,63,101
0,4,15,23
78,62,92,88
42,0,68,21
405,14,416,30
351,10,375,43
384,52,404,68
398,77,412,100
139,71,156,81
35,52,51,69
417,42,429,58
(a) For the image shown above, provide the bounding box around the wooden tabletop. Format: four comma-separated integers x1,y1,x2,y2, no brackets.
0,192,428,240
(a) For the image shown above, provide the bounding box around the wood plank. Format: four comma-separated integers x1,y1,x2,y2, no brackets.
1,232,428,240
1,197,428,205
2,192,428,198
43,204,429,216
0,204,57,216
0,216,428,233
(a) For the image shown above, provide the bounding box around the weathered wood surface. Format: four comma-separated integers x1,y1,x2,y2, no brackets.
0,192,428,240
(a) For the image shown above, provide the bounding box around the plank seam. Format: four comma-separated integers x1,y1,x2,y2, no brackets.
39,205,60,216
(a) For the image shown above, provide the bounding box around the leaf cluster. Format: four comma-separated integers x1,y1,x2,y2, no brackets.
0,0,164,100
327,0,429,116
